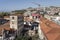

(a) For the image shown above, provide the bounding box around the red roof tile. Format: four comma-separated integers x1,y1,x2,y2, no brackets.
40,16,60,40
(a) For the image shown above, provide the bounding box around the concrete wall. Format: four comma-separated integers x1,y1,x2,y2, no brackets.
10,16,18,30
44,14,51,20
38,24,47,40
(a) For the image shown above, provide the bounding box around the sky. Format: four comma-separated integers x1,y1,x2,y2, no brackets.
0,0,60,12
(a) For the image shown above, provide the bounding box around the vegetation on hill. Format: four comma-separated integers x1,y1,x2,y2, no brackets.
12,9,26,14
0,9,26,17
0,12,10,17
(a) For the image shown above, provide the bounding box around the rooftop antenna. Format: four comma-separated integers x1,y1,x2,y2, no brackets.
31,2,41,14
32,2,40,7
31,2,41,9
32,2,46,12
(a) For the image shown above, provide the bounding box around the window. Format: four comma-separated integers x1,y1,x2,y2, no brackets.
12,17,14,19
12,21,14,24
33,16,34,19
36,16,37,19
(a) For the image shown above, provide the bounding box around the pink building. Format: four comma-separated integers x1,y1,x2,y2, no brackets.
32,13,40,19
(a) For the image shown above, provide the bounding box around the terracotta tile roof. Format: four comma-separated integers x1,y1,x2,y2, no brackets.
4,16,10,18
0,21,10,30
55,35,60,40
0,21,11,35
40,16,60,40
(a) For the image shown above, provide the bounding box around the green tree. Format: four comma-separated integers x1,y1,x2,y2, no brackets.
12,9,26,14
15,35,29,40
0,12,10,16
32,34,39,40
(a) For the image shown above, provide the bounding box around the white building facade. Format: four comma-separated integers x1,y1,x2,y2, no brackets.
10,15,24,35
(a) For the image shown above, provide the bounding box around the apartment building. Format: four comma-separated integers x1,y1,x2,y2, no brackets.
44,14,60,25
10,14,24,36
0,21,16,40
